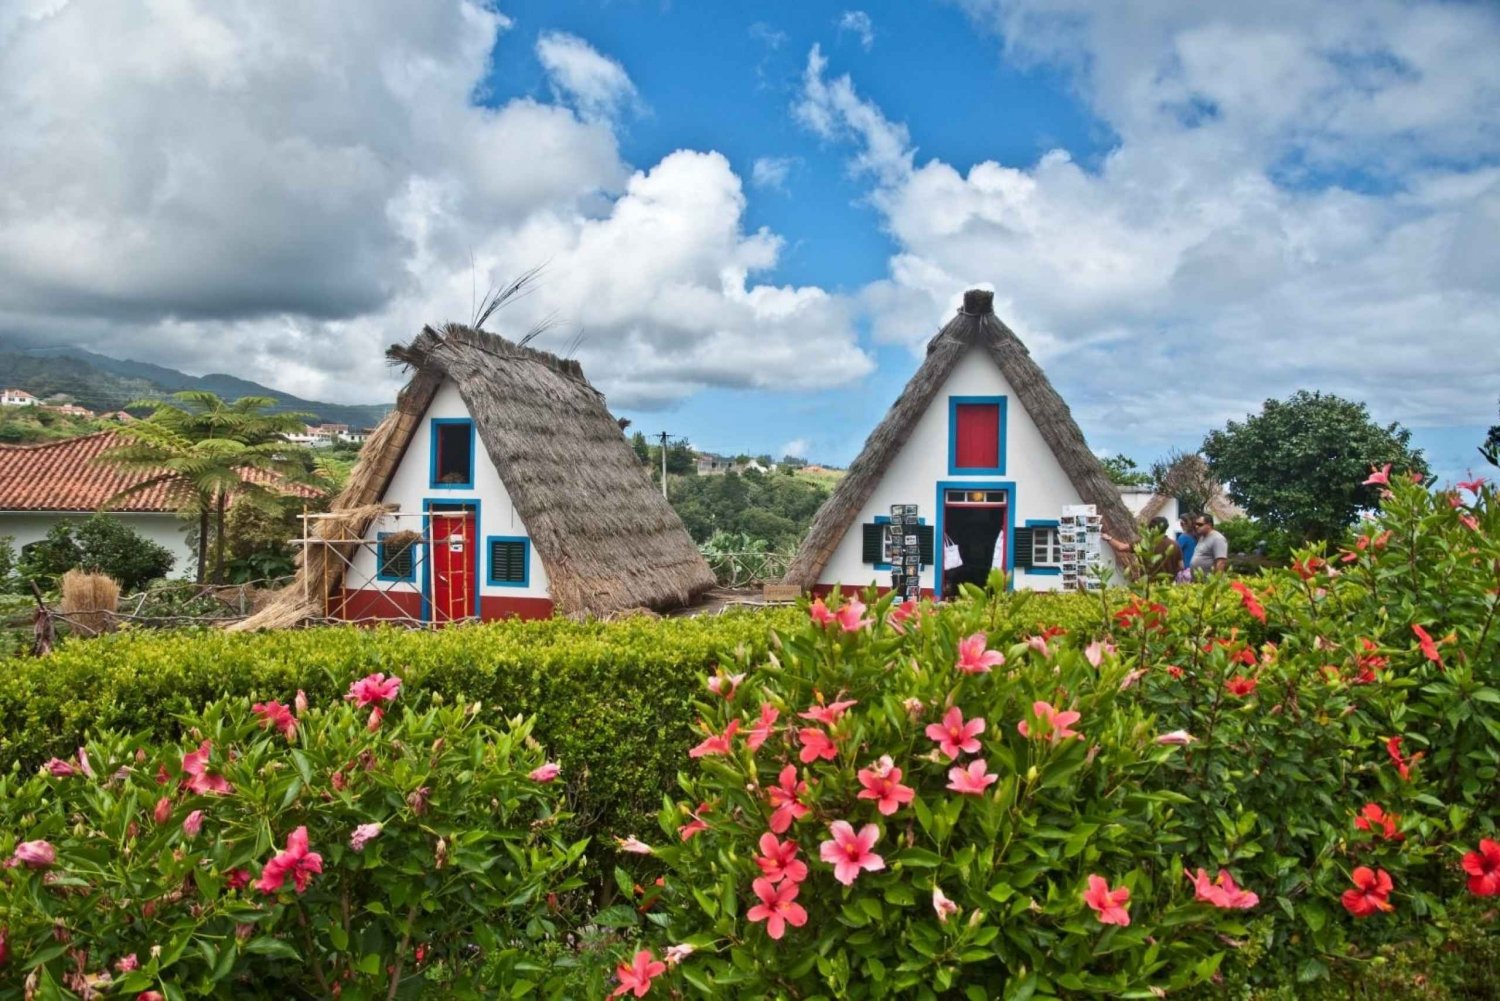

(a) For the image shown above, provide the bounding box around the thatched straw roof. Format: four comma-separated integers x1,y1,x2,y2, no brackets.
238,324,713,626
784,289,1139,589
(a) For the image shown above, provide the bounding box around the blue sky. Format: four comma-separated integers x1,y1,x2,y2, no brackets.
2,1,1496,484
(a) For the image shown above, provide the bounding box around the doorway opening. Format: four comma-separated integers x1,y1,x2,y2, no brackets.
941,488,1007,597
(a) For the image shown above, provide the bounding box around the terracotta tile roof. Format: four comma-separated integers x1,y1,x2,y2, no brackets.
0,431,322,513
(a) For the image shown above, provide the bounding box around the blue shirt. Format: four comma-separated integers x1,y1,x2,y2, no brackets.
1176,531,1197,568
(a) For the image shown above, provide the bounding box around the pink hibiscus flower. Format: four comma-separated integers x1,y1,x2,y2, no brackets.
1017,701,1081,743
345,672,402,707
181,740,232,796
1362,464,1391,486
252,700,297,740
746,702,779,752
925,706,985,760
835,598,874,632
1185,867,1259,909
254,826,323,895
767,765,810,833
946,759,999,795
529,761,561,783
688,719,740,759
1083,874,1131,926
808,598,837,626
797,726,838,763
798,698,859,725
956,633,1004,674
819,821,885,885
746,877,808,940
754,832,809,884
609,949,667,999
856,756,915,815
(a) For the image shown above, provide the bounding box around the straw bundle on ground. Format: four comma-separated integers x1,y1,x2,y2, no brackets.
784,289,1139,589
236,323,713,629
60,569,120,637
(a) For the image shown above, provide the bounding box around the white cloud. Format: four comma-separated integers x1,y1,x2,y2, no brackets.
798,4,1500,444
535,30,639,122
751,156,796,191
0,1,872,410
781,437,811,460
837,11,875,51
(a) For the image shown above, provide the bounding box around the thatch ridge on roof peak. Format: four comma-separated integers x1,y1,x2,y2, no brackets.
388,323,591,388
783,289,1138,589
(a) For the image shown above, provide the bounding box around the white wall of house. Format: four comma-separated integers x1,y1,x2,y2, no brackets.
346,379,550,602
818,346,1121,593
1120,489,1178,526
0,511,195,578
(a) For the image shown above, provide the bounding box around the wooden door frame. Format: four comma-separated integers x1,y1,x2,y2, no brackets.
421,498,481,622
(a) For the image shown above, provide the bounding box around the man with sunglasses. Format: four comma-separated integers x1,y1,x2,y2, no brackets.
1189,514,1229,576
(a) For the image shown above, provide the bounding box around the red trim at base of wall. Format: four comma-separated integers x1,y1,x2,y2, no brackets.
335,589,554,623
809,584,935,599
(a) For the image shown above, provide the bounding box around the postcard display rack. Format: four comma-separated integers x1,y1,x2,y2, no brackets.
885,504,923,603
1059,504,1104,591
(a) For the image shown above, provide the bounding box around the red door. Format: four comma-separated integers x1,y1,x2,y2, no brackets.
430,508,475,622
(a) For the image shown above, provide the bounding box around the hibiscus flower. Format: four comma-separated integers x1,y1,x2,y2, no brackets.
181,740,231,796
746,703,779,752
251,700,297,740
797,726,838,763
609,949,667,999
345,672,401,707
956,633,1004,674
746,877,808,940
1082,875,1130,926
1017,701,1081,743
946,759,999,795
1461,838,1500,896
1341,867,1394,917
254,826,323,895
754,832,809,884
819,821,884,885
767,765,810,833
856,756,915,815
925,706,985,760
1353,803,1403,842
688,719,740,759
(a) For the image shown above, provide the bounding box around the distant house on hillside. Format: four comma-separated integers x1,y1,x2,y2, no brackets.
784,289,1137,598
696,452,773,476
1,389,38,408
46,403,95,419
243,324,714,627
0,431,321,574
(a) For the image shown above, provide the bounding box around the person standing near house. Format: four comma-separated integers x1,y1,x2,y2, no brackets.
1102,517,1181,580
1176,514,1198,569
1189,514,1229,576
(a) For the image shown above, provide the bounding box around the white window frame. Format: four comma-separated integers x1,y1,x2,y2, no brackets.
1032,526,1063,567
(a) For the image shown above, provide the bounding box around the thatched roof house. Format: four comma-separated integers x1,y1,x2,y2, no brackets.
241,324,713,627
784,289,1137,596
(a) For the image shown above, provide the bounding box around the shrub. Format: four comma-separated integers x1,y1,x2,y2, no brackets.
621,473,1497,997
14,515,175,592
0,683,584,998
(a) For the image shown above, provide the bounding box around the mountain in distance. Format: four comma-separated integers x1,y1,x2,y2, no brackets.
0,339,391,429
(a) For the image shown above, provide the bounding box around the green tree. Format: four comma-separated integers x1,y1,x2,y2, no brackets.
1100,453,1153,487
98,392,326,583
1481,398,1499,469
1201,390,1428,543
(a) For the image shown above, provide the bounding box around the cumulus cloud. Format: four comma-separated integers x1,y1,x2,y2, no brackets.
799,3,1500,444
837,11,875,51
535,30,640,121
751,156,797,191
0,1,870,408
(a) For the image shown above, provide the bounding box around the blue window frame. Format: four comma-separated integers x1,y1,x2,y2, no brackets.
947,395,1008,476
376,532,417,582
934,479,1016,596
486,535,530,588
429,418,476,490
1023,519,1062,575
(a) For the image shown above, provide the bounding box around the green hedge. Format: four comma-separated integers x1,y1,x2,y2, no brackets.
0,613,785,847
0,592,1104,850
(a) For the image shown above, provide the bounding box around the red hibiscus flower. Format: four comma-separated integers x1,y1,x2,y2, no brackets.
688,719,740,759
1230,581,1267,623
345,672,401,707
252,700,297,741
1225,675,1258,698
746,702,779,752
856,756,915,815
1411,624,1444,668
1461,838,1500,896
753,832,809,885
1353,803,1404,842
1341,867,1394,917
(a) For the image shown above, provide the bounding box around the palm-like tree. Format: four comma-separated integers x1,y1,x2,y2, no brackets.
98,392,327,583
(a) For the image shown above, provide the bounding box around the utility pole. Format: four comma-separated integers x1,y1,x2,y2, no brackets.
657,431,670,501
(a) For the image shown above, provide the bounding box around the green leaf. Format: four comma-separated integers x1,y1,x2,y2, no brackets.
244,937,301,961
